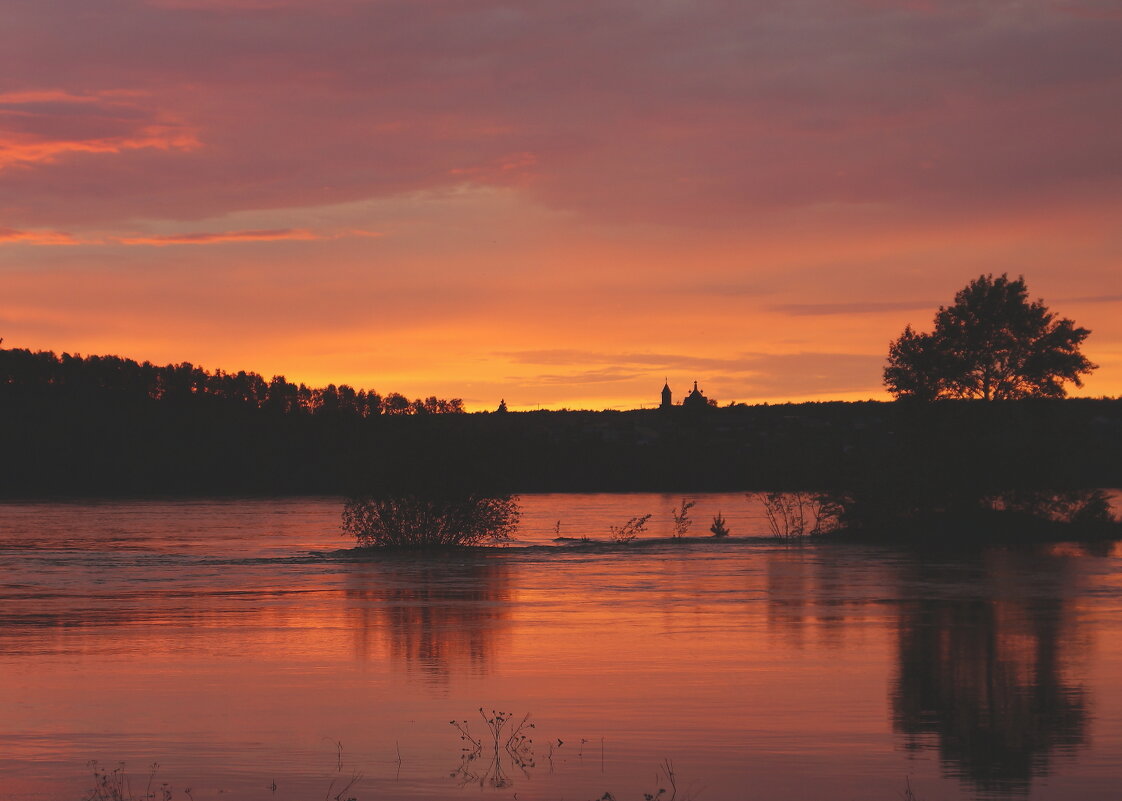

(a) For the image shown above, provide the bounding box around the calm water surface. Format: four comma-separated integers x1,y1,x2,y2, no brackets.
1,494,1121,801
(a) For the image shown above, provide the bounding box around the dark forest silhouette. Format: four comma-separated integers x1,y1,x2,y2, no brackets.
0,347,464,416
2,346,1121,510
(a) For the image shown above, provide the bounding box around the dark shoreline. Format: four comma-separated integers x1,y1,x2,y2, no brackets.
3,393,1121,498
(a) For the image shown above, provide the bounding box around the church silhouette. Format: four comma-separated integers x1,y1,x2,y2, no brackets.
660,380,711,410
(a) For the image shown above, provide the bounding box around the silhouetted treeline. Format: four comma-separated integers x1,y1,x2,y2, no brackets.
0,347,463,417
2,347,1121,498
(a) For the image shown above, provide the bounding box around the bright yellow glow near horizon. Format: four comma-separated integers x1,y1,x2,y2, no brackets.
2,3,1120,408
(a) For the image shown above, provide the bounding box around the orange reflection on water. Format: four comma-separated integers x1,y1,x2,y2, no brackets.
345,558,513,686
1,497,1121,801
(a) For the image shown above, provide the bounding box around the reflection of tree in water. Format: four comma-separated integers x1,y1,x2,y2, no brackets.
345,556,512,685
761,542,1099,794
764,547,876,649
986,489,1115,526
892,549,1089,794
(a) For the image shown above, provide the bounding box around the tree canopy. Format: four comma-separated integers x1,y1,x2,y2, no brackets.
884,274,1096,400
0,346,464,416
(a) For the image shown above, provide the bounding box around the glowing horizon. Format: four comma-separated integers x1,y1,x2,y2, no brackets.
3,1,1120,410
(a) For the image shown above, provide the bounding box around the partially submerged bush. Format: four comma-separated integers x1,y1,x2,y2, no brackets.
342,494,521,548
754,491,840,538
986,489,1116,525
820,485,1118,540
609,514,651,543
671,499,696,538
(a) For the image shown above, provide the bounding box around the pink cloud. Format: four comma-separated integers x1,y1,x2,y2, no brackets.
0,89,199,171
116,228,320,245
2,0,1120,405
142,0,356,8
0,226,381,246
1,1,1118,229
0,227,79,245
1055,1,1122,20
114,228,380,245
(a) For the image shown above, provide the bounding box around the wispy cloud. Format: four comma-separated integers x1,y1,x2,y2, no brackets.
120,228,382,245
730,352,886,397
1055,1,1122,20
0,89,199,170
0,89,145,104
498,350,751,371
7,2,1121,227
529,367,641,385
498,349,888,401
0,227,79,246
0,226,382,247
768,300,937,316
1059,293,1122,305
2,1,1120,403
116,228,323,246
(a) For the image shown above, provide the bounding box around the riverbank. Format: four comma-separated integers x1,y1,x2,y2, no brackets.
2,395,1120,497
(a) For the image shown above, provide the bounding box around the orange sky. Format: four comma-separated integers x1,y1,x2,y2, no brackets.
2,1,1120,410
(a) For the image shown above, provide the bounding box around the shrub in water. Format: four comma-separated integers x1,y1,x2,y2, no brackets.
754,491,838,538
671,499,696,538
342,493,521,548
609,514,651,544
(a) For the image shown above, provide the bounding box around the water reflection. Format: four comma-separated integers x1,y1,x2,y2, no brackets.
345,556,513,686
824,486,1119,540
761,544,1094,796
985,489,1115,525
764,546,876,649
891,549,1089,794
2,496,1119,801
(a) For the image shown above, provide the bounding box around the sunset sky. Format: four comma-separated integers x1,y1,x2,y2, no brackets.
2,0,1120,410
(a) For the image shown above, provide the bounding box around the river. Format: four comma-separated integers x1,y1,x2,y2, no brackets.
1,494,1121,800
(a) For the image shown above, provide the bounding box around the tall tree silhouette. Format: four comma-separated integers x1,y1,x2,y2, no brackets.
885,274,1095,400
